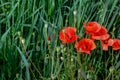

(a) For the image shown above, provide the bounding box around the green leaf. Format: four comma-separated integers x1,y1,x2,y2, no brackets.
1,28,10,42
79,69,87,79
0,28,10,49
43,24,48,43
115,61,120,70
7,1,19,19
16,46,30,80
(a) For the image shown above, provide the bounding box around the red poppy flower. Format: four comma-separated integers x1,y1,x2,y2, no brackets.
112,39,120,50
84,22,101,34
74,38,96,54
91,26,110,40
48,36,51,41
59,27,79,44
102,38,114,51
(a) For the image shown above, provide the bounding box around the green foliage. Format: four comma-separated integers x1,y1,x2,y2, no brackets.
0,0,120,79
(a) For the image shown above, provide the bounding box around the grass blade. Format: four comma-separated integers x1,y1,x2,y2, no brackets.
16,46,30,80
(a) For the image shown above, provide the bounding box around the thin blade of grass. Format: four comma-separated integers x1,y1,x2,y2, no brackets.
16,46,30,80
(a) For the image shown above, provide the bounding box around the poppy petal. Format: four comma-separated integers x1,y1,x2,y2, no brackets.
112,39,120,50
92,34,110,40
102,44,108,51
108,39,114,46
84,22,101,33
74,38,96,54
59,27,78,43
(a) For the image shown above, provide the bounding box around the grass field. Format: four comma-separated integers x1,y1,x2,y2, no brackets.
0,0,120,80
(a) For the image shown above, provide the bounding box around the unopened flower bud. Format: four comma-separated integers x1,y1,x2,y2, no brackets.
21,38,25,44
18,31,21,36
56,47,60,52
45,23,48,28
71,58,73,62
109,66,115,73
73,10,77,16
60,57,64,61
